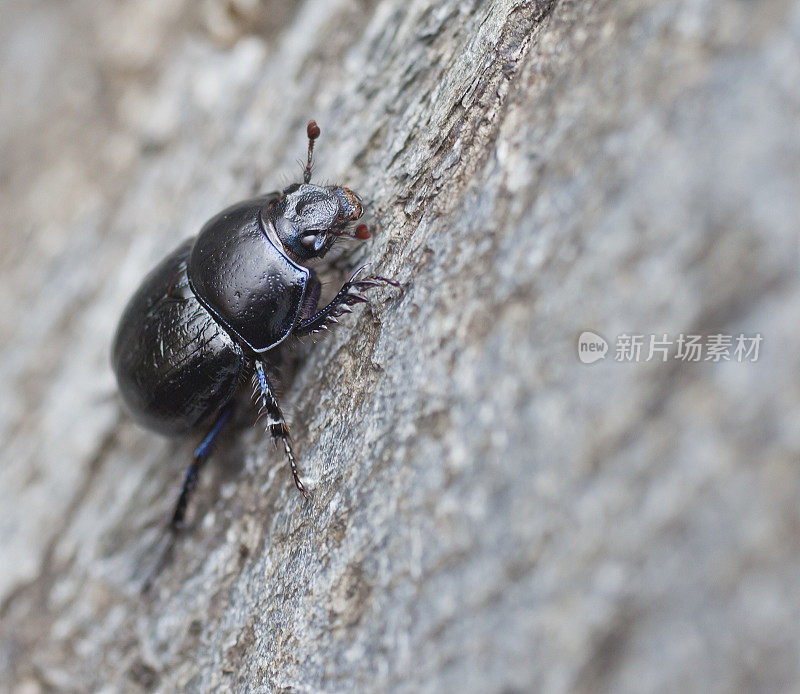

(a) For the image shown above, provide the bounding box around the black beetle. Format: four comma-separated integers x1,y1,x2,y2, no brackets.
112,121,396,533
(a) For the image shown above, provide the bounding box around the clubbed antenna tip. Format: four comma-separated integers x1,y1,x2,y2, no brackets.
304,120,320,183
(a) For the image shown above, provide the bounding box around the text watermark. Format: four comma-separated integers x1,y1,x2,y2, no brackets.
578,332,762,364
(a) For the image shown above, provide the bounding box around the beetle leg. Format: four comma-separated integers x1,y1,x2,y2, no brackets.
169,401,236,531
293,266,399,336
141,402,236,592
298,270,322,322
254,360,311,499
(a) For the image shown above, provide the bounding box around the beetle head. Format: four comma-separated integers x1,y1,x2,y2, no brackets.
268,183,364,261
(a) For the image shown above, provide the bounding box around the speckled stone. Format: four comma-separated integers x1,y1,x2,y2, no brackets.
0,0,798,692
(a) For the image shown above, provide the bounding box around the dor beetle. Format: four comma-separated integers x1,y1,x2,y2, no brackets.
112,121,396,534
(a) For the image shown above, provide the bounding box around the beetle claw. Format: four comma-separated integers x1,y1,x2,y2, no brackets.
347,264,370,283
353,279,382,289
367,275,401,287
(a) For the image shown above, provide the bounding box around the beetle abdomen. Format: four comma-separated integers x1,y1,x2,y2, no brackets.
112,240,245,436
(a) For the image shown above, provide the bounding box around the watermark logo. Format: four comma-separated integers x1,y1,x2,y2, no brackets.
577,331,609,364
578,332,763,363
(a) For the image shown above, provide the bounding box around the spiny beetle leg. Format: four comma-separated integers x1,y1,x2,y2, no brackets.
170,401,235,531
293,267,399,336
142,401,236,593
254,359,311,499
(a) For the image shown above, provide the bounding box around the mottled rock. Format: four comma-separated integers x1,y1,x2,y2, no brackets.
1,0,798,692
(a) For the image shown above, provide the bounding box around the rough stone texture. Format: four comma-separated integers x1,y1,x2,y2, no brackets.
1,0,799,692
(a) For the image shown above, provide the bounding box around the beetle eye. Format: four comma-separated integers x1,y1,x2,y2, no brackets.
300,233,326,251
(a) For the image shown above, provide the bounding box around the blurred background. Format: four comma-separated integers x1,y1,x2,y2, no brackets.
1,0,799,692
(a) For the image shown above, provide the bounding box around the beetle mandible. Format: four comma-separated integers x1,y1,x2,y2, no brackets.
112,121,396,533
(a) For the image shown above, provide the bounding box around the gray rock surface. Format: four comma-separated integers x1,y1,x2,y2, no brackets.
1,0,799,691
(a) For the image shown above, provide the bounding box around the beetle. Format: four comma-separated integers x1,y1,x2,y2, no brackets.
112,121,396,534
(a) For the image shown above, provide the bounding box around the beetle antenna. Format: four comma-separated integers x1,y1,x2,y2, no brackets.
304,120,321,184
